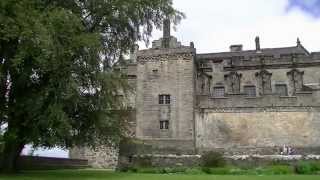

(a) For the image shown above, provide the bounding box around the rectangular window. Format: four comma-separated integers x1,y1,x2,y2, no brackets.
165,95,170,104
159,95,170,104
213,87,225,97
160,120,169,130
275,84,288,96
244,86,256,97
159,95,164,104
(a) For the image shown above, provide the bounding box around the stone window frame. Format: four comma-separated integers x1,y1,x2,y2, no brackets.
159,94,171,105
212,86,225,97
243,85,257,97
275,84,288,97
160,120,169,130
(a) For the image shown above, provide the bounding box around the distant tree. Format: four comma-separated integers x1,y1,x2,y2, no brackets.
0,0,184,172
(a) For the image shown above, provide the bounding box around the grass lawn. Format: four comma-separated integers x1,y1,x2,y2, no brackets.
0,170,319,180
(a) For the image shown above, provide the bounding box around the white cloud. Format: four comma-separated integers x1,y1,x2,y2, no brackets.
142,0,320,53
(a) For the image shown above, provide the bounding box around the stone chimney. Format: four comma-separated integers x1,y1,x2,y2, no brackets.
297,37,301,47
255,36,261,51
230,44,243,52
162,18,171,48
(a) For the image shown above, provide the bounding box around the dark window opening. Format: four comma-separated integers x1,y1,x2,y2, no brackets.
160,120,169,130
244,86,256,97
275,84,288,96
159,95,170,104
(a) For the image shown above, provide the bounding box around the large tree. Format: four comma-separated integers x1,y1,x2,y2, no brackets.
0,0,183,172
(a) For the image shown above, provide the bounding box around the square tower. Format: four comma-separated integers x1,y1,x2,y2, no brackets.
135,21,196,153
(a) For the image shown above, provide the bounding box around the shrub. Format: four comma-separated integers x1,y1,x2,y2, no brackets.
129,167,189,174
133,156,152,168
201,151,226,168
201,167,232,174
166,167,187,174
295,161,320,174
261,165,294,175
136,168,161,174
184,168,204,174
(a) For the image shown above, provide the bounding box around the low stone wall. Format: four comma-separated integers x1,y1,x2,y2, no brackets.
226,154,320,167
131,154,201,167
120,154,320,169
69,145,119,169
17,156,88,170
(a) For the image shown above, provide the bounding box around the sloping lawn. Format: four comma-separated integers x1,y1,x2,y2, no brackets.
0,170,319,180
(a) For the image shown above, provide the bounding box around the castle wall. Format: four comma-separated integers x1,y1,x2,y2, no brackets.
196,109,320,154
69,146,119,169
135,47,196,153
196,55,320,154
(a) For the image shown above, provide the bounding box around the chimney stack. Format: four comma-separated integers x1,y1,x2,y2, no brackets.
255,36,261,51
230,44,243,52
297,37,301,47
162,18,171,48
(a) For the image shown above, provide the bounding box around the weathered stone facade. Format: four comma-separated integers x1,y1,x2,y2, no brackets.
70,23,320,168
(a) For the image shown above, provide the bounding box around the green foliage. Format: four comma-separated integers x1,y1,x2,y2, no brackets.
295,161,320,174
257,165,295,175
0,0,184,171
2,170,320,180
117,162,320,175
123,167,203,174
133,157,153,168
201,165,294,175
201,151,226,168
184,167,204,174
202,167,231,175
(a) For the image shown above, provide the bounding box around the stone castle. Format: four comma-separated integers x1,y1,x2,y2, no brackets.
70,20,320,168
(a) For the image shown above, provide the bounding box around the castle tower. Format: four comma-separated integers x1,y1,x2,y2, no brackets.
135,19,196,154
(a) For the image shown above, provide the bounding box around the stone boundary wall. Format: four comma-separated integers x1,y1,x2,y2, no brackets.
16,156,88,170
123,154,320,168
226,154,320,167
69,145,119,169
131,154,201,167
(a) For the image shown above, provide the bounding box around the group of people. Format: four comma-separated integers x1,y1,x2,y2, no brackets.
279,145,295,155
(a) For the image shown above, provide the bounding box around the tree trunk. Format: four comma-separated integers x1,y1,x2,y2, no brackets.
1,140,25,173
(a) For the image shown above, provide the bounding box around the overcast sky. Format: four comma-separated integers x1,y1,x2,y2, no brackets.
23,0,320,158
142,0,320,53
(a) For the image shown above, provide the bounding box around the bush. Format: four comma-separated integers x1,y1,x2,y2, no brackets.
133,156,152,168
259,165,294,175
128,167,189,174
295,161,320,174
201,151,226,168
184,168,204,174
207,167,231,174
135,167,161,174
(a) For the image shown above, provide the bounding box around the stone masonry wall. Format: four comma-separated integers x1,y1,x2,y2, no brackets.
69,145,119,169
196,109,320,154
135,47,196,153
